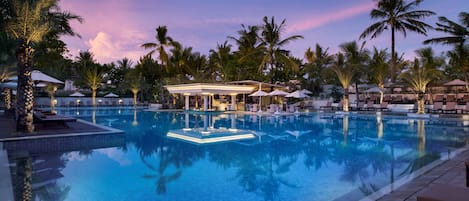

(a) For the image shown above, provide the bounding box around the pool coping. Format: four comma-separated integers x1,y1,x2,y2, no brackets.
0,119,124,142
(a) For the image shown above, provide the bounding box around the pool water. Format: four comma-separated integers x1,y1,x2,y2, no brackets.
3,108,469,201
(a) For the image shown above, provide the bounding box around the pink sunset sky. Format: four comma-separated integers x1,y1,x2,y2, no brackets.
60,0,468,64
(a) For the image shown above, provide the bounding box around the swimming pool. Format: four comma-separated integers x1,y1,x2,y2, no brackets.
3,108,468,201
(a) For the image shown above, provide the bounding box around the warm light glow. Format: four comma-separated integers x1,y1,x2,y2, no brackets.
167,132,255,144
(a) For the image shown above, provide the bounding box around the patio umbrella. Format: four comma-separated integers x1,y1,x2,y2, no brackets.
285,90,310,98
249,86,269,112
300,89,313,95
31,70,63,84
364,87,383,93
69,91,85,97
444,79,468,93
104,92,119,98
0,81,17,89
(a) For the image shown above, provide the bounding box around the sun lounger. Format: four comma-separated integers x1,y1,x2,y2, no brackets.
34,111,77,128
351,102,365,111
430,102,443,113
366,101,376,111
377,102,389,111
443,102,457,114
416,183,469,201
462,102,469,114
320,102,333,111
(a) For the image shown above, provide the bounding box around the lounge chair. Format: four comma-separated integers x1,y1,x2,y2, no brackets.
351,101,365,111
333,100,344,111
446,94,456,103
365,101,376,111
462,102,469,114
430,102,443,113
416,183,469,201
443,102,457,114
434,94,444,102
377,102,389,111
320,101,333,111
459,95,469,105
33,111,77,128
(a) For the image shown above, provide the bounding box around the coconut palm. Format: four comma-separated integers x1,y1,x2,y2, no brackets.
423,12,469,46
360,0,435,82
332,53,355,112
446,46,469,92
83,66,105,107
142,26,174,67
4,0,81,133
125,69,141,108
340,41,369,102
45,84,58,112
258,16,303,80
302,44,334,96
400,48,443,114
368,47,390,103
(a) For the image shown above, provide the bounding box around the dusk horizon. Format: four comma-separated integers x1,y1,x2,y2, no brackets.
60,0,468,64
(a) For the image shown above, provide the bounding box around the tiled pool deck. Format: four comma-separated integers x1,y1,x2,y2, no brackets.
1,111,468,200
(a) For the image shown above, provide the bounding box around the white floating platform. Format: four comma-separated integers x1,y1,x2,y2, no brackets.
167,128,256,144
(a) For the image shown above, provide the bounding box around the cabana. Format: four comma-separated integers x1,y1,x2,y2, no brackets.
165,83,256,111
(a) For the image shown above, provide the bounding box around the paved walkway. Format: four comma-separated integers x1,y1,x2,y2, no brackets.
377,148,469,200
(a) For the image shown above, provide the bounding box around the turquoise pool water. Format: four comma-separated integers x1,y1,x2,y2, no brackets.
3,108,469,201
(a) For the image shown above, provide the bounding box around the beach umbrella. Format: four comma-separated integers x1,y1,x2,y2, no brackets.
0,81,17,89
444,79,468,93
364,87,383,93
104,92,119,98
249,84,269,112
285,90,310,98
69,91,85,97
8,70,63,85
268,89,289,96
300,89,312,94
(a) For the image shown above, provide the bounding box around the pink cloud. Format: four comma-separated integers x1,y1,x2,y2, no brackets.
87,31,147,64
287,2,374,33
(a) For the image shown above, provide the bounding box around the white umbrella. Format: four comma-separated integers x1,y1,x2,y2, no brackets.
69,91,85,97
249,83,269,112
0,81,17,89
8,70,64,84
286,90,310,98
364,87,383,93
104,92,119,98
300,89,312,94
268,89,289,96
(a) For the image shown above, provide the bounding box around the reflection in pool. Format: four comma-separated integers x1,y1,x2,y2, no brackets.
2,108,468,201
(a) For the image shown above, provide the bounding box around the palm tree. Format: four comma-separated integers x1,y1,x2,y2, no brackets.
400,48,443,114
125,69,141,107
368,47,390,103
360,0,435,82
302,44,334,95
446,46,469,92
209,41,232,81
45,84,58,112
340,41,369,103
423,12,469,46
4,0,81,133
258,16,303,80
332,53,355,112
142,26,174,67
83,66,104,107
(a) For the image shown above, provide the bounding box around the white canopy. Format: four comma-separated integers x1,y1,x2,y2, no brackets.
249,90,269,97
300,89,312,94
69,91,85,97
286,90,309,98
8,70,63,84
364,87,383,93
268,89,289,96
104,92,119,98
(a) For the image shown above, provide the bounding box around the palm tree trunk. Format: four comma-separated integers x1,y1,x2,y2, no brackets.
343,91,349,112
4,88,11,110
391,26,396,83
16,42,35,133
417,92,425,114
50,94,55,112
92,89,96,107
15,157,32,201
133,91,137,108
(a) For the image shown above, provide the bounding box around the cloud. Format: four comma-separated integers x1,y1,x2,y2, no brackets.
86,31,147,64
97,147,132,166
287,2,374,33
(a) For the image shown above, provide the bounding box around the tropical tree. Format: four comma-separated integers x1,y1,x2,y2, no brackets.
302,44,334,96
258,16,303,82
208,41,232,81
360,0,435,82
4,0,81,133
400,48,443,114
340,41,369,102
332,53,355,112
45,84,57,112
141,26,174,67
228,24,263,81
124,69,141,107
82,66,105,106
368,47,390,103
446,46,469,92
423,12,469,46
